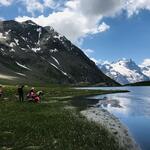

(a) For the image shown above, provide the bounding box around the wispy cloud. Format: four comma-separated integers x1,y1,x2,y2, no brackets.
83,49,94,57
98,22,110,33
126,0,150,17
140,59,150,67
0,0,13,6
19,0,58,16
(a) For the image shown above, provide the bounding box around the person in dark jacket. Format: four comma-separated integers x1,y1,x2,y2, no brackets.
18,85,24,102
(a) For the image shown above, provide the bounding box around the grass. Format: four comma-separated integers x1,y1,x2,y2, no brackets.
125,81,150,86
0,85,126,150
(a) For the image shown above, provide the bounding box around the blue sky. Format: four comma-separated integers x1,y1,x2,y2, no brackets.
83,10,150,64
0,0,150,64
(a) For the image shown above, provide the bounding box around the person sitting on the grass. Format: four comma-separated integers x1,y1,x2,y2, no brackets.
27,87,36,100
27,88,43,103
34,91,44,103
0,85,3,98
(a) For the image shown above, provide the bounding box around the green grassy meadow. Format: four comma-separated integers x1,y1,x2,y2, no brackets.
0,85,126,150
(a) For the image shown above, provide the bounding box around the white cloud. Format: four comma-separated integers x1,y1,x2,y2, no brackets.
126,0,150,17
0,0,13,6
16,0,112,43
90,58,99,64
43,0,54,7
15,0,150,43
83,49,94,56
140,59,150,67
98,22,110,33
84,49,94,53
16,11,88,43
65,0,79,10
24,0,44,15
20,0,57,16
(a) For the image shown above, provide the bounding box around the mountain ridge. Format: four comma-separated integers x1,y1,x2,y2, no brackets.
0,20,119,86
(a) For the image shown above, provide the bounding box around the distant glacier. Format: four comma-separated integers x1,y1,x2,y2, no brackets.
97,58,150,85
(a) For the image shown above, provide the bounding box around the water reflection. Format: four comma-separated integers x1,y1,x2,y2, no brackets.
88,87,150,117
78,86,150,150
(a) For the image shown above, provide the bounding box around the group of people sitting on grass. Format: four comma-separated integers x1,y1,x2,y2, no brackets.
17,85,43,103
0,84,43,103
26,88,43,103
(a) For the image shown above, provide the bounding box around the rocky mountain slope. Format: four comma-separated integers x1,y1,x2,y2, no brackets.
0,20,118,86
98,59,150,84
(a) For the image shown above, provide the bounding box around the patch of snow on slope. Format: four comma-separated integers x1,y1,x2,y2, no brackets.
21,36,26,41
14,38,19,45
21,48,26,51
10,49,15,52
49,62,68,76
54,34,63,41
0,33,7,41
27,45,31,49
0,33,6,38
0,48,4,51
51,56,60,65
37,27,42,44
5,30,11,35
16,62,32,71
0,48,6,55
31,47,41,52
28,22,36,26
49,49,58,53
10,42,16,47
15,72,26,77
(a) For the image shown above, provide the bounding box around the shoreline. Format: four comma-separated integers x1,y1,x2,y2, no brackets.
81,107,141,150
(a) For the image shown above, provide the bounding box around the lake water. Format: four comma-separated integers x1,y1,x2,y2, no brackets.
77,86,150,150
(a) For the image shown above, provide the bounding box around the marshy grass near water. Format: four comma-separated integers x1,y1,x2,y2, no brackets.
0,85,125,150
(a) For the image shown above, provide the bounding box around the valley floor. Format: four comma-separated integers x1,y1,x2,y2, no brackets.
0,85,131,150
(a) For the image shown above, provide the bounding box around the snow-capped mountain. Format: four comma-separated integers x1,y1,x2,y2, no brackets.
98,58,150,85
140,59,150,79
0,20,118,86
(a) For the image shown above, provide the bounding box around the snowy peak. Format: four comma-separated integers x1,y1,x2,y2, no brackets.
98,58,150,85
22,20,37,26
114,59,140,71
